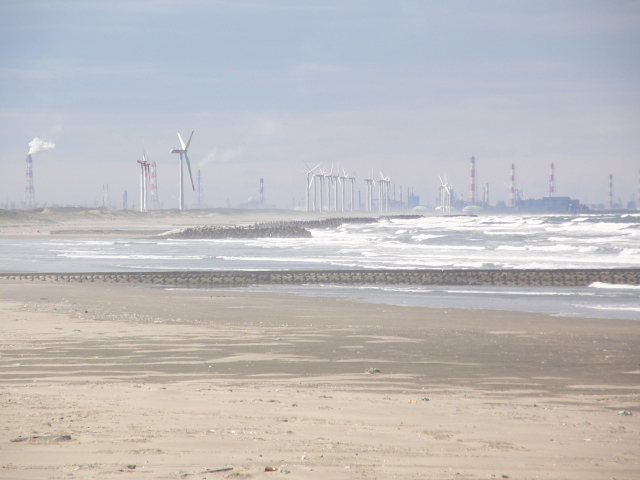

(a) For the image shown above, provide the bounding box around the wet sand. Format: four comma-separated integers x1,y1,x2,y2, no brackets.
1,281,639,479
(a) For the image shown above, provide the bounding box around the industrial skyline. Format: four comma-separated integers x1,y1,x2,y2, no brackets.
12,144,640,212
1,1,638,209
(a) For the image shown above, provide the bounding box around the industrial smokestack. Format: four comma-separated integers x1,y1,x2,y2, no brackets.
259,178,264,208
469,156,476,205
549,163,555,197
150,162,158,208
609,174,614,209
510,164,516,208
24,155,34,209
24,138,55,209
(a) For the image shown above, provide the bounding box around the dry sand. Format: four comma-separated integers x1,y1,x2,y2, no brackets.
1,281,639,479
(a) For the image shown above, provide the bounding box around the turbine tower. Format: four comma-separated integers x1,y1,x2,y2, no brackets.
314,169,325,211
304,162,321,212
324,167,333,211
170,131,195,210
364,171,374,212
348,172,356,212
439,176,452,214
137,151,150,212
332,167,340,212
379,172,390,212
339,167,348,212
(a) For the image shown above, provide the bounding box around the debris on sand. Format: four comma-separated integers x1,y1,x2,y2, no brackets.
11,435,72,443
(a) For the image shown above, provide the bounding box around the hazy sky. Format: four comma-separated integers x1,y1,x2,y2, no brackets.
1,0,639,209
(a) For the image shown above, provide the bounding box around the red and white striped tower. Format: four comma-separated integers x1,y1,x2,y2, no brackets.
469,156,477,205
259,178,264,208
150,161,158,208
24,154,34,209
484,183,489,206
609,174,614,209
549,163,555,197
510,163,516,208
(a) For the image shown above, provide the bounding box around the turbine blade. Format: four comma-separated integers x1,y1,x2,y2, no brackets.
185,130,194,150
303,160,314,173
184,153,195,191
177,132,186,150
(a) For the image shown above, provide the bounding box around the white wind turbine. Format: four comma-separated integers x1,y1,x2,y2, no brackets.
439,175,452,214
136,150,150,212
339,167,348,212
324,165,334,212
379,171,390,212
348,171,356,211
314,168,325,212
332,166,340,212
304,162,321,212
170,131,195,210
364,169,375,212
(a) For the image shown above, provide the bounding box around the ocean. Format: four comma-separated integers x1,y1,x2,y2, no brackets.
1,213,639,320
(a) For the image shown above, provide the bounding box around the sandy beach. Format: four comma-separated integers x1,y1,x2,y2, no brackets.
1,280,639,479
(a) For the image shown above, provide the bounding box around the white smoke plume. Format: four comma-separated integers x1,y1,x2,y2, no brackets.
28,137,56,155
198,146,245,168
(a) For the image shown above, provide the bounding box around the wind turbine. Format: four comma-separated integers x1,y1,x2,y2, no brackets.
324,165,334,212
439,175,452,214
339,167,348,212
379,171,390,212
137,150,150,212
364,169,375,212
348,171,356,211
170,131,195,210
303,162,321,212
314,168,325,212
332,166,340,212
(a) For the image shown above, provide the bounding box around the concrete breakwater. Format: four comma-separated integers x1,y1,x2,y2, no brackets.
1,269,639,287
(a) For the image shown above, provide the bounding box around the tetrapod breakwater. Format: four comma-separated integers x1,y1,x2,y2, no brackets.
1,268,639,287
159,217,382,239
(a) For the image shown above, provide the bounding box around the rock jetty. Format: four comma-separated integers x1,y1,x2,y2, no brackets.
159,217,380,239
